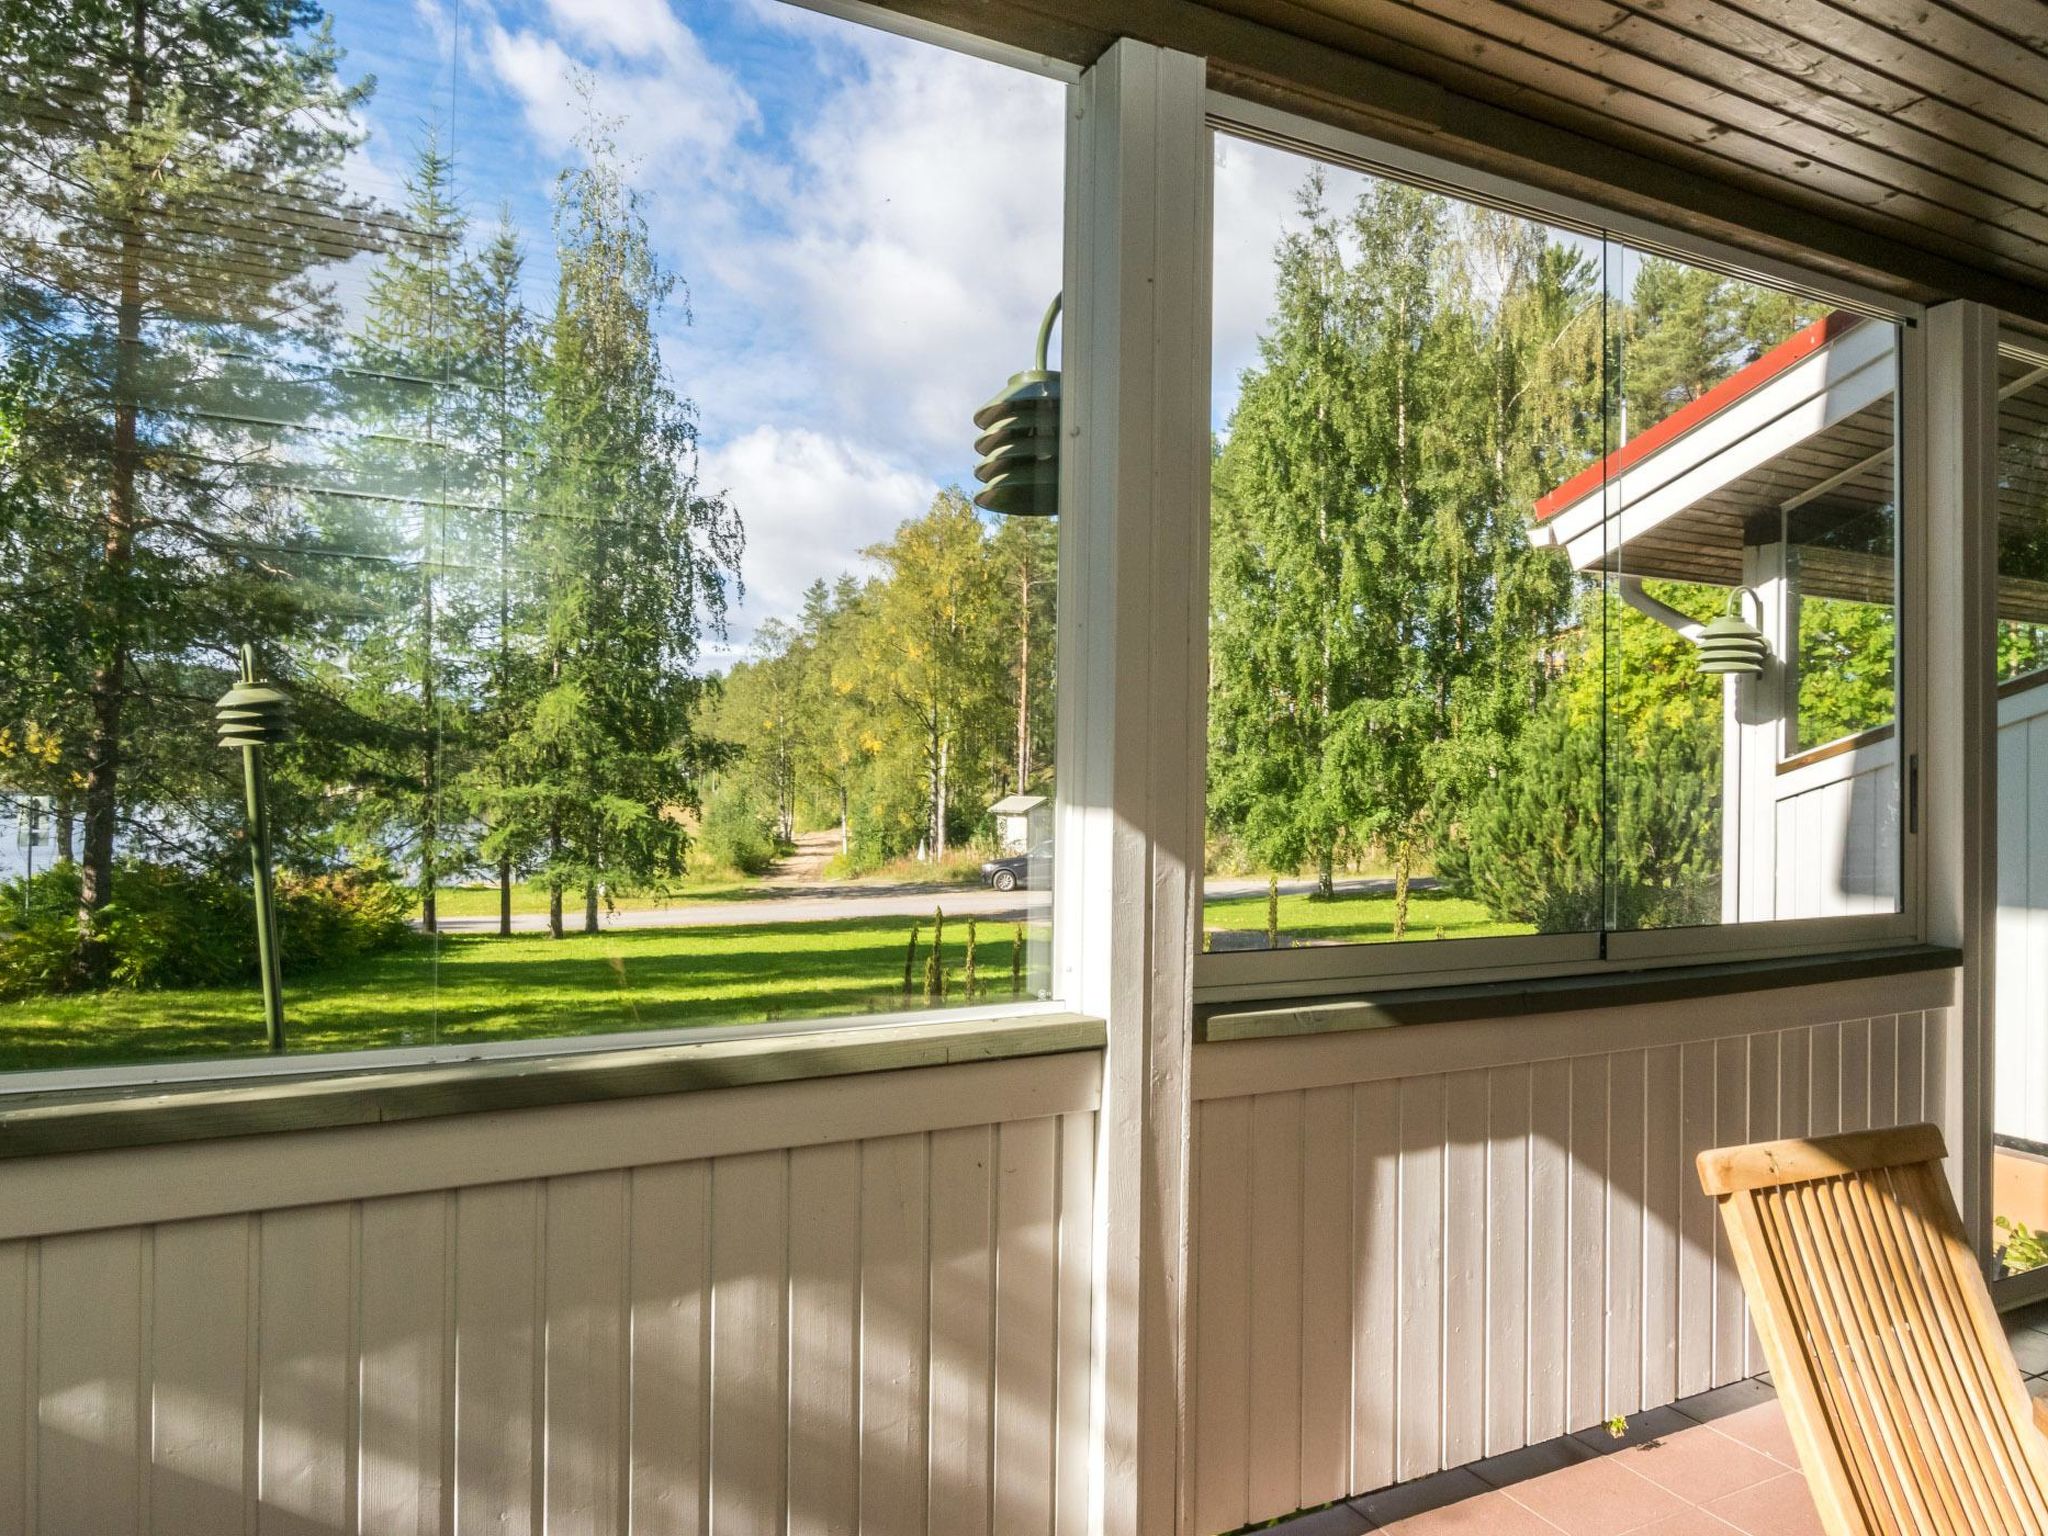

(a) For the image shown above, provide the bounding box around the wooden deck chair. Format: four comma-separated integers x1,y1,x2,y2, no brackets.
1698,1122,2048,1536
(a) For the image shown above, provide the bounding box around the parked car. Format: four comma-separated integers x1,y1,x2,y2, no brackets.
981,840,1051,892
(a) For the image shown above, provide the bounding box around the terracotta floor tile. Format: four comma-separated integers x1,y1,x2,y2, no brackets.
1702,1402,1801,1470
1703,1471,1825,1536
1502,1454,1691,1536
1623,1513,1743,1536
1619,1421,1785,1505
1372,1489,1565,1535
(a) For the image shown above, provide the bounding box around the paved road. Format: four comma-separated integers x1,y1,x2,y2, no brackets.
428,871,1427,935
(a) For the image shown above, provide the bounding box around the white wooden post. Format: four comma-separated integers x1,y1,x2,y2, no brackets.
1052,36,1210,1536
1921,300,1999,1249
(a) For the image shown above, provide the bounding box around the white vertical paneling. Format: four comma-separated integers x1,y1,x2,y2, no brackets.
1441,1072,1487,1470
0,1240,29,1536
1869,1014,1899,1127
149,1216,250,1535
1053,1112,1094,1536
1483,1065,1530,1457
709,1150,788,1536
1191,1098,1250,1535
1640,1046,1681,1410
543,1170,627,1534
1839,1017,1871,1131
928,1126,995,1536
859,1132,929,1536
1525,1058,1571,1443
1297,1088,1353,1504
1710,1038,1749,1385
1741,1038,1779,1377
788,1141,860,1536
626,1161,709,1536
4,1085,1099,1536
1247,1093,1303,1517
1897,1012,1926,1123
1605,1050,1645,1418
1395,1074,1445,1482
257,1203,354,1535
358,1193,448,1536
1676,1040,1716,1399
37,1228,142,1535
1567,1055,1607,1430
992,1118,1057,1536
1350,1079,1399,1496
1299,1087,1353,1506
453,1180,540,1536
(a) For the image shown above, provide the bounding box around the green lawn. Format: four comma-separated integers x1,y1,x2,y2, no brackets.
1201,886,1531,946
0,916,1043,1075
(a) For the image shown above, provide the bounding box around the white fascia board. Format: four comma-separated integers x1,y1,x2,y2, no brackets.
1535,321,1897,572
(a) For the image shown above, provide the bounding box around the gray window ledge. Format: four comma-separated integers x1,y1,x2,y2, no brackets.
1196,944,1961,1043
0,1012,1106,1161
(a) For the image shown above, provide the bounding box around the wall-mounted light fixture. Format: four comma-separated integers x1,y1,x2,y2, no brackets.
1697,587,1770,677
972,293,1061,517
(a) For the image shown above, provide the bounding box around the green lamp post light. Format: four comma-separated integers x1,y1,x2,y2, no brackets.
972,293,1062,517
216,643,290,1053
1697,587,1770,677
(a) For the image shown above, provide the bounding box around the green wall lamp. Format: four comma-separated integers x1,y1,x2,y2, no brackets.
1698,587,1770,677
972,293,1061,517
217,643,291,1052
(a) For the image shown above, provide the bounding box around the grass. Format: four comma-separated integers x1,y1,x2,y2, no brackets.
0,915,1050,1076
1201,886,1532,946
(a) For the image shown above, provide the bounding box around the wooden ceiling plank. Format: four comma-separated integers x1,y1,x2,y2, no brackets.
1579,0,2048,209
1933,0,2048,53
1387,0,2048,251
1347,0,2048,268
865,0,2048,318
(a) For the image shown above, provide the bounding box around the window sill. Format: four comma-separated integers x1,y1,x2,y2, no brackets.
0,1011,1106,1161
1195,943,1960,1043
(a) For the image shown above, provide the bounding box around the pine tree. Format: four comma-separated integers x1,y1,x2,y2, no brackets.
0,0,379,972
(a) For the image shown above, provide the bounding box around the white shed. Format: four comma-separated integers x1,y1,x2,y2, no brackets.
986,792,1050,853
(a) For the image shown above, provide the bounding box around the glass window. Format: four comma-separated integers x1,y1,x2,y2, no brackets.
0,0,1064,1077
1202,129,1904,960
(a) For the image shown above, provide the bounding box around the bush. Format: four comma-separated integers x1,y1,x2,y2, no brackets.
696,786,781,877
0,857,412,998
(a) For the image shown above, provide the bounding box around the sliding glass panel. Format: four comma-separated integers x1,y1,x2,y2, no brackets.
1993,347,2048,1278
0,0,1064,1077
1204,132,1608,951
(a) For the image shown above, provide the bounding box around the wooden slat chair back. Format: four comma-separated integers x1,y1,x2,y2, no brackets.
1698,1123,2048,1536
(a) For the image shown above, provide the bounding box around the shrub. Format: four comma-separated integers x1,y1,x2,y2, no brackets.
0,857,412,998
697,786,780,877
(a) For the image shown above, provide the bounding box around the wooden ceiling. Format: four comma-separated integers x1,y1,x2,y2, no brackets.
891,0,2048,323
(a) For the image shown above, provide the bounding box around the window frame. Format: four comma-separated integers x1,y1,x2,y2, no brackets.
1193,92,1927,1005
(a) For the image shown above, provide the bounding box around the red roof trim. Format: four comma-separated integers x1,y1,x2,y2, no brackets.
1532,310,1865,522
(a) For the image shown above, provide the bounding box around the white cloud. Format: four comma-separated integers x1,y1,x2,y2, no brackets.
483,5,756,176
698,424,937,642
724,35,1067,466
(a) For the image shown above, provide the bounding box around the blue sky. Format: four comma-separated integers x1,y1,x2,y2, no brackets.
322,0,1067,652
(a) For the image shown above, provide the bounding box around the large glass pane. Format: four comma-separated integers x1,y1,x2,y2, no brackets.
1598,250,1900,930
0,0,1063,1077
1204,133,1608,950
1993,350,2048,1277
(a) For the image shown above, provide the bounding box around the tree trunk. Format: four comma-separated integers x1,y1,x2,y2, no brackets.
934,732,949,861
55,797,74,863
839,786,849,857
547,816,563,940
497,855,512,938
583,882,598,935
79,0,151,978
1392,842,1412,941
1317,847,1335,900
